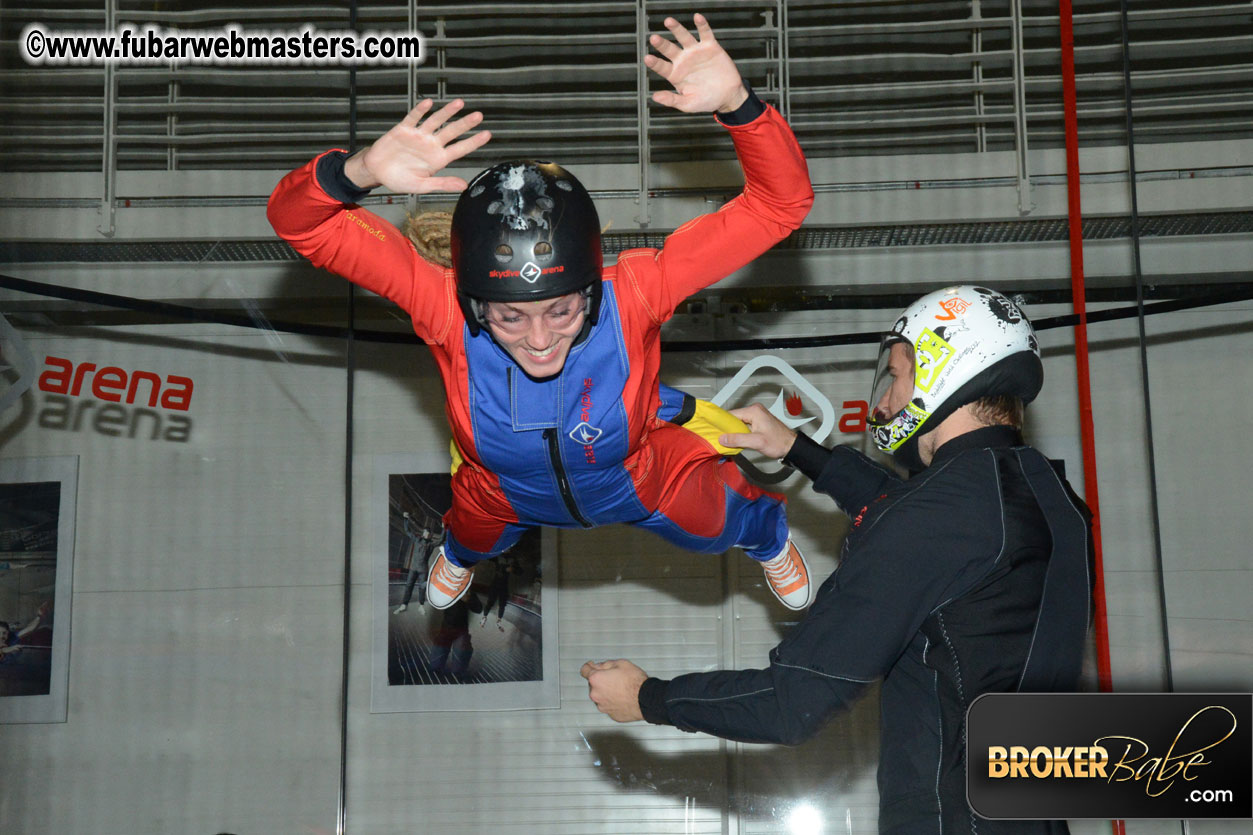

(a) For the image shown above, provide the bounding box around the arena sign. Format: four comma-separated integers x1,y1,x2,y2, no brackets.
1,319,195,443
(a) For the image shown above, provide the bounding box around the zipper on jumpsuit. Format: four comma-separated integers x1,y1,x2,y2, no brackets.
543,427,594,528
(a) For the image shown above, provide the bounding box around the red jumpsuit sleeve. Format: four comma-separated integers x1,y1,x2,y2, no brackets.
266,150,455,344
616,105,814,324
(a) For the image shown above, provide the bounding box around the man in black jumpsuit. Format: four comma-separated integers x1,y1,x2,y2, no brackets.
392,517,443,614
582,286,1093,835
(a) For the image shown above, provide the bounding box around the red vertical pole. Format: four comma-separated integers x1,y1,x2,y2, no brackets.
1058,3,1125,833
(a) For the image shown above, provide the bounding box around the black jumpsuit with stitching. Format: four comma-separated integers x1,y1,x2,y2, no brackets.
637,425,1093,835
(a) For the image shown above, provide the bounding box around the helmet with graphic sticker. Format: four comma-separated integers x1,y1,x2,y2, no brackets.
451,160,603,337
867,285,1042,463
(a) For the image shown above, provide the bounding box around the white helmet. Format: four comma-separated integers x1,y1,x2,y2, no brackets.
868,285,1042,463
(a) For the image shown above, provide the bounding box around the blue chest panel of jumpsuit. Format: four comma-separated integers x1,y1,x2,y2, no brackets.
464,282,647,527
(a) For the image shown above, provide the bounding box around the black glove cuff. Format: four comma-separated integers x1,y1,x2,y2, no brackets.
315,149,374,204
781,431,832,483
714,80,766,127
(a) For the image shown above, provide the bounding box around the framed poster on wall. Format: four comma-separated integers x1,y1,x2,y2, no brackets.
0,455,77,724
370,454,559,713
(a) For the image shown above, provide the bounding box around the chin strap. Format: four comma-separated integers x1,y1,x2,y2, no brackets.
570,289,596,347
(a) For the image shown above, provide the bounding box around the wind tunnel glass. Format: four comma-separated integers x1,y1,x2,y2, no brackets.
867,335,911,427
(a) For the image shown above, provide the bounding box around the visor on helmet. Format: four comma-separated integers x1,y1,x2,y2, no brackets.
867,334,910,427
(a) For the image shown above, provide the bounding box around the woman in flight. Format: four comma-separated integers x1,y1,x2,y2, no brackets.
268,15,814,612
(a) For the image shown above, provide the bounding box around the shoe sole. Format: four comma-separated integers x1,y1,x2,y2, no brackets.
427,582,469,610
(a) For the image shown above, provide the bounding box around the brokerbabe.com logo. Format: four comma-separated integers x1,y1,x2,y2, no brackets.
0,323,197,443
967,693,1252,821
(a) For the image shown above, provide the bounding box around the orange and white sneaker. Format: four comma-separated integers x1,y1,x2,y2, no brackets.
761,539,811,610
426,547,475,610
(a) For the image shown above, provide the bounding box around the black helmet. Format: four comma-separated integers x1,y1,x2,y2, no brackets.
451,160,603,337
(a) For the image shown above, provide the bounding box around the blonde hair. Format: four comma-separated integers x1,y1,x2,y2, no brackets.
402,210,454,268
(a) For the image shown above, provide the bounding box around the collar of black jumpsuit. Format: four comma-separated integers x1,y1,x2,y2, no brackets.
927,424,1024,467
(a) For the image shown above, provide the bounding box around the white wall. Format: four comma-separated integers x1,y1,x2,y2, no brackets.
1,138,1250,832
0,325,348,834
2,287,1248,833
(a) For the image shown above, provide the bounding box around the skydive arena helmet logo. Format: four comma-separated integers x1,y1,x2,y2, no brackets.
487,264,565,280
967,693,1252,821
520,261,542,283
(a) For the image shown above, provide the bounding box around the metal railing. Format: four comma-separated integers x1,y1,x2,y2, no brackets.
1,1,1250,225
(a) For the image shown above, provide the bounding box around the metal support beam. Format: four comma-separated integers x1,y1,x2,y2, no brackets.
167,80,180,171
972,0,988,153
762,9,778,103
407,0,420,216
97,0,117,236
1011,0,1034,214
635,1,651,226
779,0,790,119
